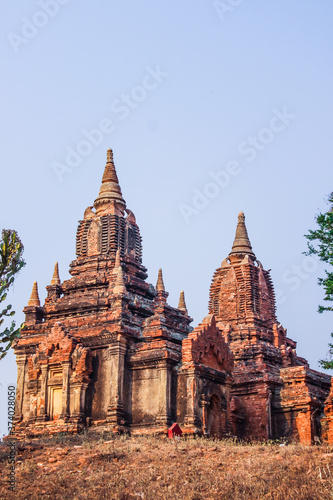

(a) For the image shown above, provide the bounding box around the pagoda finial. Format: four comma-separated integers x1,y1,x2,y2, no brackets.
107,147,113,163
50,262,60,285
156,268,165,292
178,290,188,315
28,281,40,307
94,149,126,213
229,211,256,260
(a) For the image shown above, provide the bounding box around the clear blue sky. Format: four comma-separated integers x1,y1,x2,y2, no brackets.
1,0,333,437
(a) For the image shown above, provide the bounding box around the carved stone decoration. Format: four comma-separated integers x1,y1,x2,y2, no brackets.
71,345,92,384
182,314,234,373
28,352,41,381
39,323,76,363
87,220,102,256
84,206,95,219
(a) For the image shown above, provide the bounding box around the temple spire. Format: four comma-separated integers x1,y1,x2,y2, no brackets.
178,290,188,315
28,281,40,307
156,268,165,292
50,262,60,285
229,212,256,260
94,148,126,213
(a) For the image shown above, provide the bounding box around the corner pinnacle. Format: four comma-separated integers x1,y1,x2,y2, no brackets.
28,281,40,307
156,268,165,292
178,290,188,315
113,249,121,272
113,266,127,295
51,262,60,285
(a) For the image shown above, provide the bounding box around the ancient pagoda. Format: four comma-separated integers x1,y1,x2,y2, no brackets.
13,149,333,443
210,211,333,442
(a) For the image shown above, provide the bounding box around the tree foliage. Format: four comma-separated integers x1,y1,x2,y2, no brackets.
0,229,25,359
305,193,333,369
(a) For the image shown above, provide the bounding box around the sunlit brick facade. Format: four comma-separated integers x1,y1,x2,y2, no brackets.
13,149,333,443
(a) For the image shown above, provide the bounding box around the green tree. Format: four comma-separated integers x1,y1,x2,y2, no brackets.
305,193,333,369
0,229,25,359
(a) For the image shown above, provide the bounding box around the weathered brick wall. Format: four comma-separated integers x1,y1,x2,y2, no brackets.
324,379,333,444
207,211,332,444
231,383,272,440
178,315,233,437
130,368,162,425
89,350,111,421
12,153,332,443
176,372,188,425
272,367,331,443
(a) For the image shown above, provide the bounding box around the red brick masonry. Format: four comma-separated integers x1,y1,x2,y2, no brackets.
12,150,332,444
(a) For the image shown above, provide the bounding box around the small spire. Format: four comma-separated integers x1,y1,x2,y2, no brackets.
178,290,188,315
28,281,40,307
94,149,126,213
229,211,255,259
114,249,121,269
113,266,127,295
51,262,60,285
156,268,165,292
221,258,231,268
112,249,122,276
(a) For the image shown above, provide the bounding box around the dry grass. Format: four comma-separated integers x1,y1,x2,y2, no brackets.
0,432,333,499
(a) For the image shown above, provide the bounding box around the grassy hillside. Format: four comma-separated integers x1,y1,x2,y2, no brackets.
1,432,333,499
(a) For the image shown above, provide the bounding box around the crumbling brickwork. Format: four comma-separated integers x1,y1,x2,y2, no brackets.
209,212,332,443
12,150,332,443
177,315,233,437
324,379,333,444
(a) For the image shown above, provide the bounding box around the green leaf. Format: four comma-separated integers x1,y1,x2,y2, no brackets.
0,229,25,360
305,193,333,369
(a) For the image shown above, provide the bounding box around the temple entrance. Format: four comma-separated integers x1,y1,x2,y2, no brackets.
312,409,323,444
50,387,62,420
207,395,224,438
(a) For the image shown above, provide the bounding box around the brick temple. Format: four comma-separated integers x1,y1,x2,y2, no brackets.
13,149,333,444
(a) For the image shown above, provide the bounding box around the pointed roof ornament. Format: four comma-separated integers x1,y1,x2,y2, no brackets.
113,266,127,295
113,248,121,273
221,258,231,268
28,281,40,307
156,268,165,292
94,149,126,214
229,212,256,260
51,262,61,285
241,254,253,265
178,290,188,315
